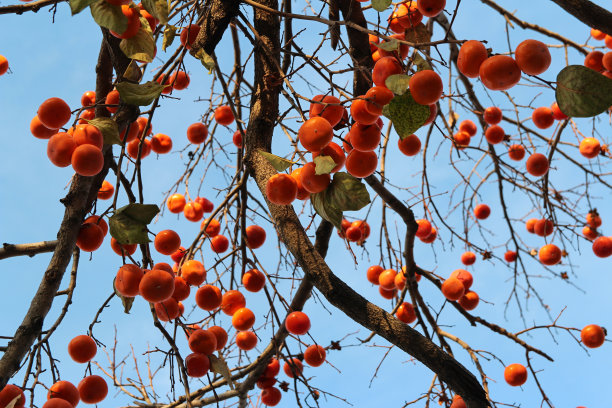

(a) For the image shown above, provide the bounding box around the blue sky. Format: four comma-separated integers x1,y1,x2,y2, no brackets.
1,0,611,407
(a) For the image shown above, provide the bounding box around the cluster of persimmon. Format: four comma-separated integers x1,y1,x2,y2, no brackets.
367,264,422,301
585,27,612,78
0,334,111,407
338,218,371,244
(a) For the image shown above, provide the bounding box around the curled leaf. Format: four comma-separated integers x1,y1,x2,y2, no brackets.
259,151,296,172
555,65,612,118
109,204,159,245
116,81,166,106
311,172,371,229
85,117,122,145
382,90,429,140
90,0,127,34
194,49,215,74
162,25,177,51
119,20,156,63
314,155,336,175
210,354,235,389
385,74,411,95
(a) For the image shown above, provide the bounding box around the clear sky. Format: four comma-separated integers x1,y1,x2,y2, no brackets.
0,0,611,407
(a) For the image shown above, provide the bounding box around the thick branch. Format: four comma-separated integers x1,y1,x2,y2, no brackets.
190,0,241,56
0,241,57,260
548,0,612,35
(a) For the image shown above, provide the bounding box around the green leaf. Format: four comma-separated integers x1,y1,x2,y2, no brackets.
109,204,159,245
90,0,127,34
385,74,411,95
141,0,168,24
311,172,371,229
116,81,165,106
69,0,97,15
86,117,122,145
327,172,371,212
377,38,399,52
123,60,143,82
194,48,215,74
113,280,135,313
555,65,612,118
162,25,177,51
383,90,429,140
371,0,392,12
413,52,432,71
311,191,343,230
259,151,295,172
120,20,156,63
210,354,235,390
314,155,336,175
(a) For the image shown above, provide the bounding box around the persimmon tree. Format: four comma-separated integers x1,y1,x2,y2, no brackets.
1,0,612,407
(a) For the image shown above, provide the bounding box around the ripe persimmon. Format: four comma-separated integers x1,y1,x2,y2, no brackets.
185,353,210,377
367,265,384,285
188,329,217,354
97,180,114,200
461,251,476,266
232,307,256,331
109,5,141,39
210,234,229,253
47,133,76,167
349,122,381,152
592,236,612,258
474,204,491,220
266,173,298,205
169,71,190,90
76,222,104,252
154,297,180,321
453,131,470,149
151,133,172,154
398,134,421,156
233,130,243,147
515,39,551,75
187,122,208,144
539,244,562,265
479,55,521,91
586,211,602,228
584,51,604,71
201,218,221,237
139,269,175,302
532,107,554,129
441,277,465,301
180,24,200,49
298,116,334,153
84,215,108,236
579,137,601,159
351,96,380,125
236,331,258,351
183,201,204,221
457,40,488,78
372,57,403,87
209,326,228,350
581,324,606,348
214,105,234,126
126,138,152,159
312,141,346,173
459,120,477,137
483,106,502,125
299,162,331,193
459,290,480,310
364,86,394,115
420,226,437,243
47,380,79,407
485,125,505,144
379,286,398,299
285,311,310,335
525,218,538,233
526,153,549,177
450,395,467,408
415,219,432,238
196,196,214,212
534,219,554,237
345,150,378,178
167,193,186,213
283,358,303,378
449,269,473,290
77,375,107,404
68,335,97,363
551,102,568,120
304,345,327,368
396,302,417,323
583,226,598,241
0,55,8,76
154,229,181,255
261,387,282,406
195,285,222,310
409,70,443,105
378,269,397,290
504,250,517,262
105,89,120,113
243,268,266,292
504,363,527,387
181,260,206,286
591,28,606,40
170,276,190,301
115,264,144,297
417,0,445,17
508,144,525,161
221,290,246,315
309,95,345,127
38,97,71,130
71,144,104,177
30,116,59,139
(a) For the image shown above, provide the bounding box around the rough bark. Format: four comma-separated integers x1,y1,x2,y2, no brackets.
549,0,612,35
190,0,241,56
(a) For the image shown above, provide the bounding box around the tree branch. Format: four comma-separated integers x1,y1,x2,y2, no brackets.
548,0,612,35
0,241,57,260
